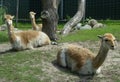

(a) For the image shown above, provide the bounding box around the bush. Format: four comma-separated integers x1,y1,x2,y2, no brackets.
0,7,6,24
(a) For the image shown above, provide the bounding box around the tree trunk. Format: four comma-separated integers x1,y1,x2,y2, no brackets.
61,0,85,35
41,0,60,41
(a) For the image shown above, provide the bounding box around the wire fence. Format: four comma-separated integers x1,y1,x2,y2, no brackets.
0,0,120,23
60,0,120,20
86,0,120,20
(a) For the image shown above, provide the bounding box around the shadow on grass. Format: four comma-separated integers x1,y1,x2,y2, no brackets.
0,48,27,55
0,48,15,54
52,60,95,82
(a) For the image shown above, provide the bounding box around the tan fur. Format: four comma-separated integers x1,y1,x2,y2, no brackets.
5,14,51,51
15,31,39,45
4,15,16,43
57,45,95,71
29,11,42,31
57,33,116,75
4,15,14,31
93,33,116,69
66,45,94,70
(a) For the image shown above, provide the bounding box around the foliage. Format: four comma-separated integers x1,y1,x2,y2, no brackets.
66,15,71,21
0,7,6,24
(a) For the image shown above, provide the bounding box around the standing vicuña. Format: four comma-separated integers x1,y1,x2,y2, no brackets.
29,11,42,31
5,14,51,51
57,33,117,76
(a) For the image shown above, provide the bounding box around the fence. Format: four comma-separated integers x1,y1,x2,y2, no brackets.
0,0,120,22
86,0,120,20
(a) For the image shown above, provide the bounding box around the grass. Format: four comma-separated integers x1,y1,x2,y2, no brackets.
59,24,120,42
0,20,120,82
0,31,8,44
15,23,32,30
0,50,47,82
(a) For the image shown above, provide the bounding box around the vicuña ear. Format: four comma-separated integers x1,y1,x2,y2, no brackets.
11,16,14,19
97,35,103,39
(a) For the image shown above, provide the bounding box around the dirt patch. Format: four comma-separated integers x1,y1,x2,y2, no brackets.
0,41,120,82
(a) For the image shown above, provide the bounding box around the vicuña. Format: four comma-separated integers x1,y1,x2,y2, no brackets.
5,14,51,51
29,11,42,31
57,33,117,76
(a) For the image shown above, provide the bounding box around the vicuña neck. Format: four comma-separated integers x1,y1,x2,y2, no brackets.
7,24,16,43
31,18,37,30
93,44,109,69
7,24,14,34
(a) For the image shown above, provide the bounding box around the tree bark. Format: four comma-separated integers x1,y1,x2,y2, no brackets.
61,0,85,35
41,0,60,41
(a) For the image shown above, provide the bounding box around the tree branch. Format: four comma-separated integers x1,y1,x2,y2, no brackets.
61,0,85,35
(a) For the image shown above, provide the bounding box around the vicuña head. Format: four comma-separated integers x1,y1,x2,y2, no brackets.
4,14,14,24
98,33,116,50
57,33,117,77
5,14,51,51
4,14,14,32
29,11,42,31
29,11,36,19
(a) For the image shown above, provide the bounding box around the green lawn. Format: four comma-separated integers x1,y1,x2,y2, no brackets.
60,24,120,42
0,31,8,44
0,50,47,82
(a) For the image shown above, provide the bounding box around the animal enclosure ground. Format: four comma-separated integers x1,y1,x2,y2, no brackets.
0,41,120,82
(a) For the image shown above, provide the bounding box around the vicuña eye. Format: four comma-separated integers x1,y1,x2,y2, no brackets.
105,39,109,42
